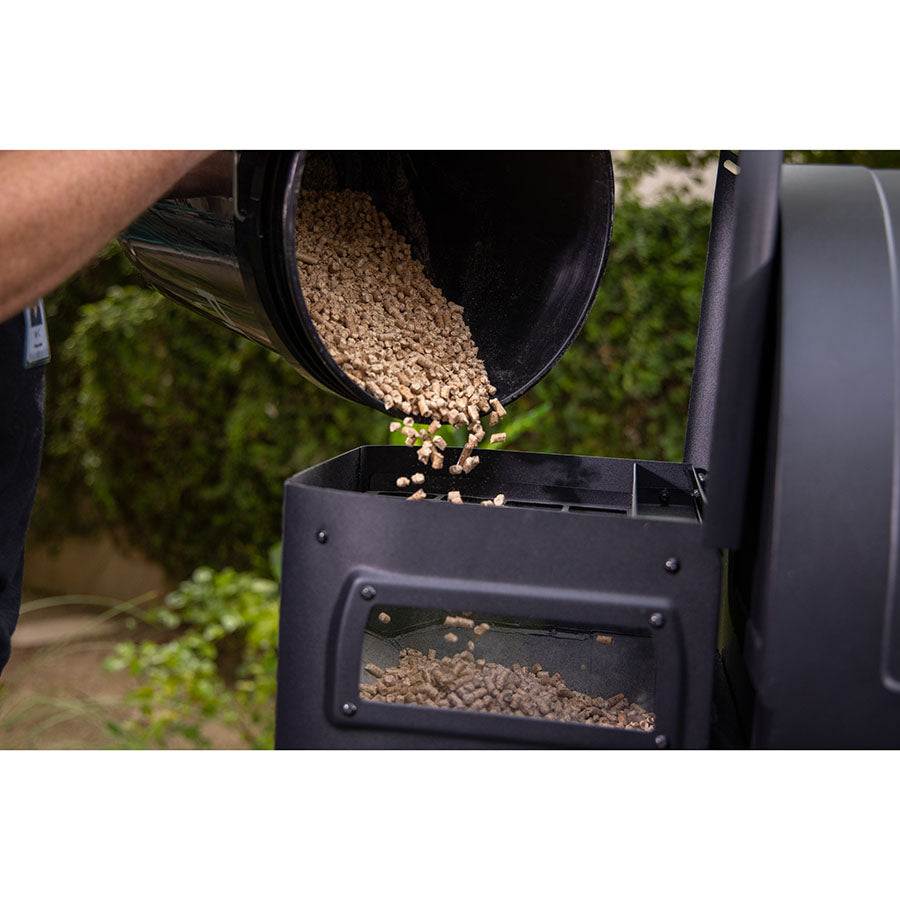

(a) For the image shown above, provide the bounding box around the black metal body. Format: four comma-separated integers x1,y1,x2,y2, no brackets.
119,151,615,415
276,448,721,749
698,151,783,549
683,151,739,472
725,164,900,748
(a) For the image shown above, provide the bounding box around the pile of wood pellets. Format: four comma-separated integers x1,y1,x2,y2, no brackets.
296,189,508,501
360,646,654,731
361,613,653,730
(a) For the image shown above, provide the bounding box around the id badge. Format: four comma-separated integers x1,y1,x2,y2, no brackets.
23,298,50,368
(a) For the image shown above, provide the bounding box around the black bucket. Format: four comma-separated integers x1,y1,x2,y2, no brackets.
119,151,615,413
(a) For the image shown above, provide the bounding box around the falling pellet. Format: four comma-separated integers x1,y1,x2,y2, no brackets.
462,456,480,474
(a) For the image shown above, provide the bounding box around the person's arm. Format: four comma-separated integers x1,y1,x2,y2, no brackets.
0,150,216,323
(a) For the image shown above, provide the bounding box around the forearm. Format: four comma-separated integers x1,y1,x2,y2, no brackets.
0,150,215,322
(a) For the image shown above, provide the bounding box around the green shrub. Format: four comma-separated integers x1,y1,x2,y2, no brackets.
31,245,145,541
105,560,280,749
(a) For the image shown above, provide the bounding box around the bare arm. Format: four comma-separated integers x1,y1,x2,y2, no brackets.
0,150,216,322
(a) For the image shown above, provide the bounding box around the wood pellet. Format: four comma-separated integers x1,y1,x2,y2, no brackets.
295,189,510,497
359,647,654,731
444,616,475,629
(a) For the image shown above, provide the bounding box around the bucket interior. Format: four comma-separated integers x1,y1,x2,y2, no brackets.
295,151,614,406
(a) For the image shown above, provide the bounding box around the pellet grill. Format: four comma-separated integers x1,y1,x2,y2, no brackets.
121,151,900,749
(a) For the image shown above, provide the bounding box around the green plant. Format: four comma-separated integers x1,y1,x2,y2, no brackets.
31,243,146,542
615,150,720,201
105,560,280,749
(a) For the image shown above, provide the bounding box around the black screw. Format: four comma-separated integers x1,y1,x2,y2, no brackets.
658,489,670,507
664,557,680,574
649,612,666,628
341,702,358,716
360,585,377,601
316,530,328,544
655,734,669,749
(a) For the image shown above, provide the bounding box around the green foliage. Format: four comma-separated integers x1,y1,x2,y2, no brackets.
615,150,720,200
32,244,145,540
105,564,280,749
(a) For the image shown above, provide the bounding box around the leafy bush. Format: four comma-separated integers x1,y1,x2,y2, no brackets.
31,245,145,541
105,558,281,749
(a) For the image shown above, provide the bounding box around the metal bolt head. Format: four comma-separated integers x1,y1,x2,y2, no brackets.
655,734,669,749
649,612,666,628
664,557,680,574
360,585,377,600
316,530,328,544
658,488,670,507
341,702,358,716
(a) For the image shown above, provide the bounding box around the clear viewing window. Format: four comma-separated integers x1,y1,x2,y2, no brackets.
359,606,655,731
